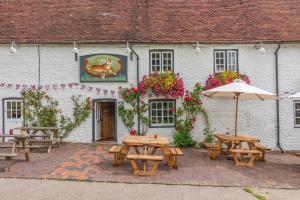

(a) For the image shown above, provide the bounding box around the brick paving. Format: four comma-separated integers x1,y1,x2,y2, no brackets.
0,143,299,189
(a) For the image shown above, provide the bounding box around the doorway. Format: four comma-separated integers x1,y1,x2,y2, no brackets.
93,99,117,142
3,98,23,134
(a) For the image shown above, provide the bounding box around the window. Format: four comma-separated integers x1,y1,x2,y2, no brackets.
149,100,175,127
150,50,173,73
214,50,238,73
294,101,300,127
6,100,22,119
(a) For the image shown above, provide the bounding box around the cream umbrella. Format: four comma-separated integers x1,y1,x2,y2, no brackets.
288,92,300,98
201,79,278,136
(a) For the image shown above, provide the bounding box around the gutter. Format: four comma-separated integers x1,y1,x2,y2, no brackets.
129,44,141,135
274,43,284,153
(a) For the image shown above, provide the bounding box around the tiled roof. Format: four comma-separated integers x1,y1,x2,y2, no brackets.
0,0,299,43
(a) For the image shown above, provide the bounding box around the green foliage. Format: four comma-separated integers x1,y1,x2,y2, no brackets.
22,90,59,127
21,90,92,139
173,129,195,147
59,96,93,138
173,83,212,146
117,103,135,133
118,86,150,135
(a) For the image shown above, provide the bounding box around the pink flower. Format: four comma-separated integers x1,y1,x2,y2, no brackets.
170,107,175,113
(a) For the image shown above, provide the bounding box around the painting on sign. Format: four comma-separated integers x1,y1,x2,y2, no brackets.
80,54,127,82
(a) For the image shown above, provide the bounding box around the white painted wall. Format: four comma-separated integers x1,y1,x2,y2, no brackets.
0,43,299,150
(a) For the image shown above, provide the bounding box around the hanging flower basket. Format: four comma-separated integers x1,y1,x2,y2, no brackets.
204,71,250,90
138,72,184,98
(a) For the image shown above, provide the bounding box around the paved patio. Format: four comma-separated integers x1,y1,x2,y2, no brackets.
0,143,299,189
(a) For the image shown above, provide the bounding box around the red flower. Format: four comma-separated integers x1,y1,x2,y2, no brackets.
170,107,176,113
130,129,137,135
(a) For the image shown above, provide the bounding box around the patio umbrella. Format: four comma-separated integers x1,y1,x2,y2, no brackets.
201,79,278,136
288,92,300,98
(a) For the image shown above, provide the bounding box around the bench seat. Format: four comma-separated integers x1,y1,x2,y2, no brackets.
0,153,19,172
230,149,261,167
203,143,221,160
230,149,261,154
127,154,163,161
127,154,163,176
254,143,272,162
108,145,122,154
170,147,183,156
108,145,129,167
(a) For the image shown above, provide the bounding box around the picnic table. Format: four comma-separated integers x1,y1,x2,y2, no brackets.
18,127,61,153
0,134,30,171
214,133,260,154
109,135,183,175
122,135,182,175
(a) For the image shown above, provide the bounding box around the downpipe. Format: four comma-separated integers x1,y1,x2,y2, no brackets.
274,43,284,153
129,44,141,135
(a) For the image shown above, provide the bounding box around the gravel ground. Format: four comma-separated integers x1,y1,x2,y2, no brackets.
0,178,299,200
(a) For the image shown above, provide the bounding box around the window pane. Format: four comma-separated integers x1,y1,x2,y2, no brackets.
7,102,11,110
295,103,300,110
215,51,225,72
7,111,11,119
227,51,237,71
12,101,16,109
151,52,161,72
296,111,300,117
162,52,172,72
296,118,300,125
157,103,162,109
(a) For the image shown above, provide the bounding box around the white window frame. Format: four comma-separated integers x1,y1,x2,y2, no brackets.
214,50,238,73
149,100,175,127
150,50,173,73
5,100,22,120
294,101,300,128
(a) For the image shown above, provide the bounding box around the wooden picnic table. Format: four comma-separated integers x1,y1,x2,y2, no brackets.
18,127,61,153
122,135,182,171
0,134,30,171
214,133,260,154
123,135,169,155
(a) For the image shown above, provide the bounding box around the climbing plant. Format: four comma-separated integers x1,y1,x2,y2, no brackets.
21,89,92,139
118,86,150,135
173,83,212,146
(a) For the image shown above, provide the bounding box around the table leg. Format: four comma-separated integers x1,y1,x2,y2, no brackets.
20,138,30,161
134,146,140,154
151,147,158,155
246,153,256,167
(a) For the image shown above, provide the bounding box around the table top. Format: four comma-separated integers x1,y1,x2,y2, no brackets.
214,133,260,143
123,135,169,147
18,127,60,130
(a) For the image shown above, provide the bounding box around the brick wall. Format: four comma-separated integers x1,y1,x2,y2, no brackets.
0,43,299,150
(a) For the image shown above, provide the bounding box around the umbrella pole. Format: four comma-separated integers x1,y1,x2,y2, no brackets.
234,93,240,137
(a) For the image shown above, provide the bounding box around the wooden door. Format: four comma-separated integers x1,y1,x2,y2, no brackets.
100,102,115,140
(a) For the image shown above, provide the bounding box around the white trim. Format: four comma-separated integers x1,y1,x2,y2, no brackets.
294,101,300,127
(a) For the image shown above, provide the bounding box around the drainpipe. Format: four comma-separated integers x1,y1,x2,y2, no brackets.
129,44,141,135
274,43,284,153
37,44,41,85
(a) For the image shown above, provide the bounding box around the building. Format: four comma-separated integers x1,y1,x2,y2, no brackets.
0,0,299,150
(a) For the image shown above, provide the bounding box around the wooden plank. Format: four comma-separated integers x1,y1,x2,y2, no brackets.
296,152,300,157
230,149,261,154
123,135,169,147
127,154,163,161
108,145,122,153
0,153,19,157
255,143,272,151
